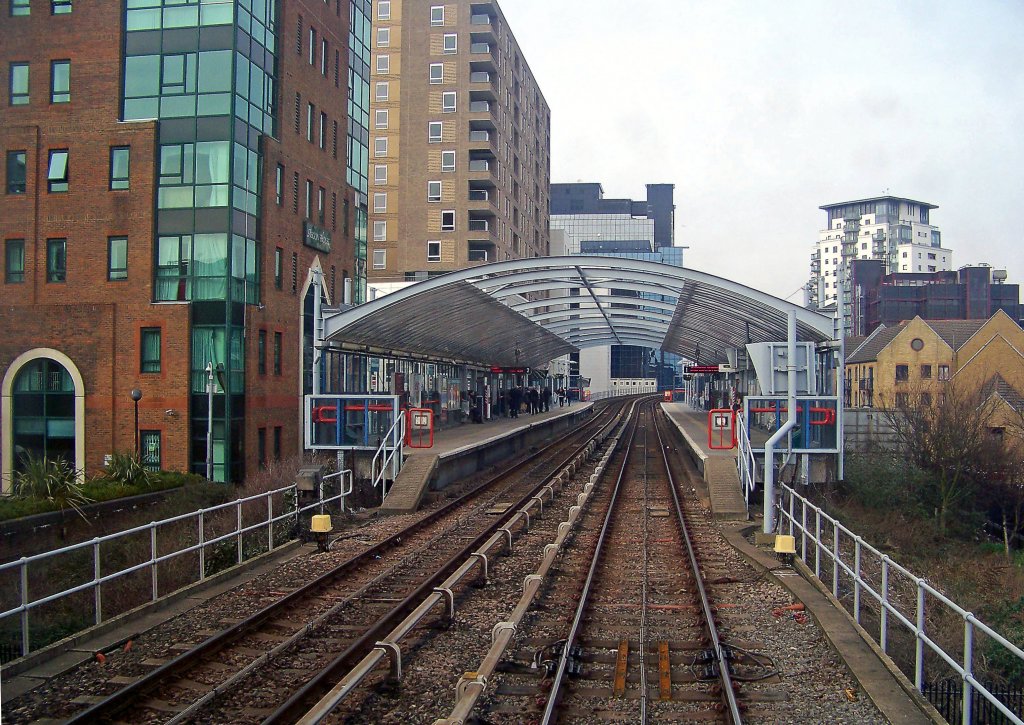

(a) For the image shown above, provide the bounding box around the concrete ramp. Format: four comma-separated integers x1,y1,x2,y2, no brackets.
661,404,748,520
379,454,439,513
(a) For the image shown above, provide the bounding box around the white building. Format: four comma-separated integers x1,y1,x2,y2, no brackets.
808,196,953,336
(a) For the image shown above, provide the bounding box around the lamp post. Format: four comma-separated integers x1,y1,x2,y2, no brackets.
130,388,143,457
206,363,214,480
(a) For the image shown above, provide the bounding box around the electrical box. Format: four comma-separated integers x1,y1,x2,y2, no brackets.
746,342,817,396
296,466,324,492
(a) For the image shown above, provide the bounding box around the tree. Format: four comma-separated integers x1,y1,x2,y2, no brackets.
881,380,1003,537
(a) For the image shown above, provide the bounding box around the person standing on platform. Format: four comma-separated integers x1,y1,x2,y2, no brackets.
543,387,551,412
558,387,565,408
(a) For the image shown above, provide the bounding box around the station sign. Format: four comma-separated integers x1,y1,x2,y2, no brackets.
490,366,529,374
303,221,331,253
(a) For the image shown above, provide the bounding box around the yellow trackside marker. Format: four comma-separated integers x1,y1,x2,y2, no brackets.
613,639,629,697
659,641,672,701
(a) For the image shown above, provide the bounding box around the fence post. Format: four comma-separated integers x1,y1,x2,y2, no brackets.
93,540,102,625
267,494,274,552
801,498,807,563
832,520,840,599
20,561,29,657
198,509,206,581
815,508,821,579
788,489,794,536
962,617,974,725
150,525,158,601
916,579,926,690
854,537,862,625
236,501,243,565
880,557,889,653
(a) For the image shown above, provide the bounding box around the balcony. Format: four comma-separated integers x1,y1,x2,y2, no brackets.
872,230,886,242
468,219,490,232
470,14,493,26
468,240,496,263
470,42,492,55
470,71,491,84
469,100,493,118
468,159,491,172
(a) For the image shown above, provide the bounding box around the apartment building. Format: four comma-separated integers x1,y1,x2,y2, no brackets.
1,1,370,486
367,0,551,293
807,196,952,336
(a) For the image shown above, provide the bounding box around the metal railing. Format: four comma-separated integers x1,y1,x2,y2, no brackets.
735,412,756,511
777,484,1024,725
0,473,352,662
372,413,406,505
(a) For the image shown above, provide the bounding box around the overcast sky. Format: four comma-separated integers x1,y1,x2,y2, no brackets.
499,0,1024,302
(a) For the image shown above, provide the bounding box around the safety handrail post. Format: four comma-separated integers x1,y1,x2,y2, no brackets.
881,558,890,653
150,525,159,601
964,616,974,725
916,579,926,690
20,562,29,657
198,509,206,581
93,540,102,625
236,502,243,565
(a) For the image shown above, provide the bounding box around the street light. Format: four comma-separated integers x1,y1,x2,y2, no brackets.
130,388,143,457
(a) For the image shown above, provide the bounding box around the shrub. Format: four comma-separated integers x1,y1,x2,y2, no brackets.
101,452,153,489
10,454,90,522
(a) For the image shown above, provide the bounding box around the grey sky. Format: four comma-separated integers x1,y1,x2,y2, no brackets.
500,0,1024,301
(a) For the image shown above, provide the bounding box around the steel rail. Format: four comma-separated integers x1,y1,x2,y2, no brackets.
655,406,744,724
539,398,643,724
265,401,629,724
65,402,621,725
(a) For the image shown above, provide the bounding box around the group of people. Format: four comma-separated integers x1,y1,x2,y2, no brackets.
495,385,573,418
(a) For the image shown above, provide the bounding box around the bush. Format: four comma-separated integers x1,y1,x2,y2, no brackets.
10,454,90,521
101,452,154,489
841,452,926,513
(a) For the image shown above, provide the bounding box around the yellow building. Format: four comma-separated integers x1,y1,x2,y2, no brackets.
845,311,1024,430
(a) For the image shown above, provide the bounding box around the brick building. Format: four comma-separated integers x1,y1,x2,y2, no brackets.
1,1,371,488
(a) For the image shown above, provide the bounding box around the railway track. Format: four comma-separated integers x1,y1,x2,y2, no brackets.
19,401,625,725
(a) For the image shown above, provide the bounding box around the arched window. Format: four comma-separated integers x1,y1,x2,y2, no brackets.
11,358,75,471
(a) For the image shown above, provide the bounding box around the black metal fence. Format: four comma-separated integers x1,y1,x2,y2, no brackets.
924,681,1024,724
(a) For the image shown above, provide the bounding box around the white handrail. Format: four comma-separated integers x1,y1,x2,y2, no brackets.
735,412,756,513
0,471,353,662
372,413,406,505
777,483,1024,725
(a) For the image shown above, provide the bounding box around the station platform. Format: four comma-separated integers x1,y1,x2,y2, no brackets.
660,402,750,520
380,401,595,513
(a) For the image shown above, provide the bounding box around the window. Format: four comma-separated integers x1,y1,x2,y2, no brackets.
258,427,266,468
377,27,390,46
375,81,389,100
938,364,950,381
273,426,282,460
309,27,316,65
441,210,455,231
374,164,387,184
11,0,29,15
895,392,909,408
108,237,128,280
373,220,386,241
140,327,161,372
428,121,442,142
427,180,441,202
921,392,932,407
318,186,325,224
895,364,909,383
46,238,66,282
109,146,130,190
6,150,26,193
441,91,456,112
258,329,266,374
441,150,455,172
140,431,161,471
372,249,386,270
50,60,69,103
304,179,312,218
430,5,444,25
47,149,68,192
443,34,457,54
274,247,283,289
378,0,390,20
306,102,314,141
429,63,443,84
10,62,29,105
374,137,388,156
273,332,282,375
375,109,389,128
373,192,387,212
275,164,283,205
920,364,932,379
321,39,328,75
427,240,441,262
376,54,389,74
5,239,24,283
319,112,326,148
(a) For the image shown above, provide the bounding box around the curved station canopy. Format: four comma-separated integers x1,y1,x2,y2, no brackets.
323,256,835,368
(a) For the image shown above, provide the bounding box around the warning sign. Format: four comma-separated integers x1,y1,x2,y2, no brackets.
711,413,730,430
707,409,736,450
